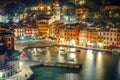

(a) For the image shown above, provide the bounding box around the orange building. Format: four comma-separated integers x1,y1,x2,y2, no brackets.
64,23,81,45
14,25,38,40
0,28,15,50
76,8,87,20
36,18,50,38
105,5,120,10
104,5,120,17
117,32,120,47
49,21,65,43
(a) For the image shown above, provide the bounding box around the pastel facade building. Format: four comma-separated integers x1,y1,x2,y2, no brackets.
79,29,87,47
75,8,87,20
117,32,120,47
36,18,49,38
104,5,120,17
14,26,38,40
49,21,64,43
0,27,20,79
87,26,118,49
64,23,81,45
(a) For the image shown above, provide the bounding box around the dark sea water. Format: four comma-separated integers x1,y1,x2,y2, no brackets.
25,47,120,80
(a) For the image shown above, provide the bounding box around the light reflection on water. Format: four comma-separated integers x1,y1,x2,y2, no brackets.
25,47,120,80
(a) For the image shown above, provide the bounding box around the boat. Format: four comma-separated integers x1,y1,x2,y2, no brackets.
60,52,68,56
66,58,74,62
112,49,120,55
76,48,81,52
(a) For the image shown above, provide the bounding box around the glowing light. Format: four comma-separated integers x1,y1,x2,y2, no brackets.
33,48,37,55
98,52,102,59
20,36,24,40
47,6,51,10
98,43,102,48
59,47,63,50
60,38,64,44
0,72,3,77
69,53,76,59
47,12,50,14
64,16,68,20
70,39,76,45
70,48,75,52
19,62,23,69
87,41,94,46
82,15,86,19
87,50,93,58
40,6,44,10
87,41,91,45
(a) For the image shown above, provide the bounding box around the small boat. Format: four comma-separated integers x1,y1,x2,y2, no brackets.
60,52,68,56
76,48,81,52
112,49,120,55
66,58,74,62
60,49,65,51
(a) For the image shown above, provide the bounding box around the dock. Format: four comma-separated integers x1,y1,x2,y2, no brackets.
41,62,82,69
112,49,120,55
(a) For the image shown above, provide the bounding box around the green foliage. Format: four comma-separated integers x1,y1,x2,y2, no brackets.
5,2,25,16
85,0,102,11
109,17,120,24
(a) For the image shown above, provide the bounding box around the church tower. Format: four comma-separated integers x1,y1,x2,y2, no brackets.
53,0,60,21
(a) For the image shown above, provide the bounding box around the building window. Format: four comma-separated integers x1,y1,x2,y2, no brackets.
8,44,11,48
104,33,105,35
104,37,106,40
8,38,11,41
110,38,112,41
110,33,112,36
112,42,114,45
101,32,103,35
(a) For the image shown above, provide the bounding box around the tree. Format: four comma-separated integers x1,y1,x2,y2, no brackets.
85,0,102,11
5,2,25,17
63,2,76,16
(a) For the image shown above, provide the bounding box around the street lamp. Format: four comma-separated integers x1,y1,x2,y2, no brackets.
19,61,23,70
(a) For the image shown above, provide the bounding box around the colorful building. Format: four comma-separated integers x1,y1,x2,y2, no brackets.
79,29,87,47
49,21,64,43
117,32,120,47
0,26,20,79
14,24,38,40
36,18,50,39
75,8,87,20
64,23,81,45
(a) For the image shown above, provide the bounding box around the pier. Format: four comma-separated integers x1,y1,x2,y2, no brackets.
112,49,120,55
41,62,82,69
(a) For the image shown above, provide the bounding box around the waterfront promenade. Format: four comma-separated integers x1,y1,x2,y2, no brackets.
6,55,82,80
6,55,39,80
15,40,112,52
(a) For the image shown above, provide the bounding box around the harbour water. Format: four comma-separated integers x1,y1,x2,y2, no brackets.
25,47,120,80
